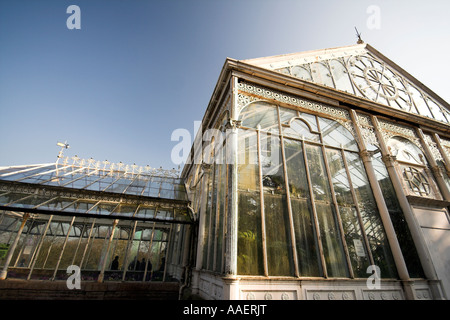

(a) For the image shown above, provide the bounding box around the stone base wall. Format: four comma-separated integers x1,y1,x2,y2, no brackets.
0,279,180,300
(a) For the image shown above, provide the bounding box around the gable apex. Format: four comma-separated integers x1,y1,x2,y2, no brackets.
241,43,450,125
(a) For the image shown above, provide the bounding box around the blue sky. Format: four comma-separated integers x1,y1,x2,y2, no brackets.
1,0,449,171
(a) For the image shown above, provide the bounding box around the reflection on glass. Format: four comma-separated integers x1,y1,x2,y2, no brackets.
306,144,348,277
284,138,321,276
261,134,293,276
319,117,358,151
329,59,354,94
325,148,370,277
237,129,264,275
345,151,397,278
239,102,279,133
283,119,320,142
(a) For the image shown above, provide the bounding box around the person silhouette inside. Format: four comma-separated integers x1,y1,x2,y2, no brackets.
111,256,119,270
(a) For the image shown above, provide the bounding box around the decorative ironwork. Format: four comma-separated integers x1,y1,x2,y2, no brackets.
260,45,450,124
403,166,431,196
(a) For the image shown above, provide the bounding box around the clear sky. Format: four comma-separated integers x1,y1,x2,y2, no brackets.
1,0,449,171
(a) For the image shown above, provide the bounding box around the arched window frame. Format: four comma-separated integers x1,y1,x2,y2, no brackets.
387,136,441,199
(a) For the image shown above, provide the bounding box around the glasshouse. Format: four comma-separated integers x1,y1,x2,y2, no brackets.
1,42,449,300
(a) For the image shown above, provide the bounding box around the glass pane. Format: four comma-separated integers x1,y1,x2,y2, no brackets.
291,65,312,81
208,163,219,270
427,99,448,123
345,151,397,278
325,148,353,206
125,177,149,196
237,129,264,275
325,148,370,277
261,135,293,276
330,59,355,94
283,119,320,142
202,168,212,270
238,101,279,133
215,157,226,272
278,106,297,125
306,144,348,277
409,87,433,118
284,138,321,276
319,117,358,151
311,62,334,87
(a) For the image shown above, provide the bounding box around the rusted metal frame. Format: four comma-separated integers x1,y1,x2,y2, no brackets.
79,219,96,269
302,139,327,278
143,221,157,281
0,213,30,280
51,215,76,280
162,224,173,282
97,219,119,282
121,220,137,281
27,215,54,280
13,218,35,268
70,222,87,266
256,128,269,277
277,106,300,277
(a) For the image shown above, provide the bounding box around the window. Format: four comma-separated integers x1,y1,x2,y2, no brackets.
387,136,438,198
236,101,397,278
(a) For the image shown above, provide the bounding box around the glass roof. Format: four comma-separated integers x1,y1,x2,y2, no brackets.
243,43,450,124
0,160,191,223
0,161,187,201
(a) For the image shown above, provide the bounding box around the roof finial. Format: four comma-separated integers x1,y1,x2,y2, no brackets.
355,27,364,44
56,141,70,164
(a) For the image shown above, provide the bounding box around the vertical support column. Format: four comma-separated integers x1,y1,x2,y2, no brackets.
278,107,299,278
351,111,415,299
0,213,29,280
163,224,173,282
97,219,119,283
122,220,137,281
27,215,54,280
256,128,269,277
224,75,239,278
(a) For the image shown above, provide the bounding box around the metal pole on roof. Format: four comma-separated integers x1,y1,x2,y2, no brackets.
56,141,70,165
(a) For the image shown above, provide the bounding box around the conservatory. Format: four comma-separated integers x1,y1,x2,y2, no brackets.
181,42,450,300
1,42,449,300
0,159,193,289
